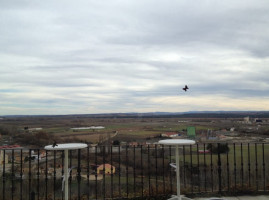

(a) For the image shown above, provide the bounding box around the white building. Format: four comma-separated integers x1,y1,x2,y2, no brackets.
243,116,251,124
0,151,8,165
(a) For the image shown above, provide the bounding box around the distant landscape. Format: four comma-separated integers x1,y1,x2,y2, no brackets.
1,111,269,199
2,111,269,118
1,111,269,148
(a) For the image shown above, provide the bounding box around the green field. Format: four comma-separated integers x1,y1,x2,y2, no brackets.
170,143,269,168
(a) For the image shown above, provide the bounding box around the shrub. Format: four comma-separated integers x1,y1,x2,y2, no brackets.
207,143,229,154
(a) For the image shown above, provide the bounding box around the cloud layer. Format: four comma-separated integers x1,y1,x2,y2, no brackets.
1,0,269,115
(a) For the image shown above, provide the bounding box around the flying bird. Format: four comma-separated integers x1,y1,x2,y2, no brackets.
182,85,189,92
52,141,58,148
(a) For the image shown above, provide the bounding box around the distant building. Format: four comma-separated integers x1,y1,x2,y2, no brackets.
161,132,179,138
244,116,249,122
97,164,116,175
198,150,210,154
71,126,105,130
187,126,196,138
0,145,21,149
29,128,43,131
0,151,8,165
243,116,251,124
30,152,46,161
206,129,213,138
129,142,139,147
255,118,263,123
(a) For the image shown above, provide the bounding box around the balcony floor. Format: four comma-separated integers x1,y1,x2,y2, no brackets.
194,195,269,200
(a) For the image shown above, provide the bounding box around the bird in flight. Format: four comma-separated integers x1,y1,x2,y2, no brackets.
52,141,58,148
182,85,189,92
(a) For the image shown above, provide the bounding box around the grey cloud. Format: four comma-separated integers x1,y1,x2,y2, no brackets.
1,0,269,114
103,1,269,58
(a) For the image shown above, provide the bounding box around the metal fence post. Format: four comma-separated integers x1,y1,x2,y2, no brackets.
31,191,35,200
218,143,222,194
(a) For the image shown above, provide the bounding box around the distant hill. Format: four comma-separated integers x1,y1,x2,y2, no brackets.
1,111,269,119
174,111,269,118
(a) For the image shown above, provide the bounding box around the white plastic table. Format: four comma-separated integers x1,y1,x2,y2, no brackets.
45,143,87,200
159,139,195,200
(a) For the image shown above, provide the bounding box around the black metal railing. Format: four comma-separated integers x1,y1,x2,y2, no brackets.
0,143,269,200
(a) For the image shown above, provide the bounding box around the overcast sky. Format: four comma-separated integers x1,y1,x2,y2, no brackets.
1,0,269,115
